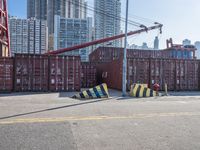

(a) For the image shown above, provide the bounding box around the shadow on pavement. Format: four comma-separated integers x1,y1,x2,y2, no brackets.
168,92,200,96
0,92,52,97
0,99,108,120
59,92,77,98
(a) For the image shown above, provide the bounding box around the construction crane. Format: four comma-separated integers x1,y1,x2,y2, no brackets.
0,0,9,57
47,23,163,55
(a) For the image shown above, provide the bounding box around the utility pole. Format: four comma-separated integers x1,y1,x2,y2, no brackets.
122,0,129,96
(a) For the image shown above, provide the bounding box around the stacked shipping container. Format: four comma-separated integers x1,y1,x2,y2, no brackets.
0,47,199,93
89,47,196,63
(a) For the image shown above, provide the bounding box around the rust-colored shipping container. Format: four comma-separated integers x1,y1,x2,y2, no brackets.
175,60,199,91
89,47,195,63
32,55,49,91
14,54,49,92
127,58,150,89
149,59,199,91
90,47,168,62
0,57,13,92
49,55,81,92
159,59,175,91
95,59,123,90
90,47,122,63
81,62,96,88
149,59,175,91
95,57,200,91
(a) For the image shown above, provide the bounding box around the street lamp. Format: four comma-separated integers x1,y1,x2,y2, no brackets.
122,0,129,96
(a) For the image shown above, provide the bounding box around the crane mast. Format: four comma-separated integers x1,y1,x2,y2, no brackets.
47,23,163,55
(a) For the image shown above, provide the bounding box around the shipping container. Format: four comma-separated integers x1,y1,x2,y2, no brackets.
89,47,195,63
175,60,199,91
94,57,200,91
0,57,13,92
81,62,97,88
49,55,81,92
14,54,49,92
127,58,150,89
158,59,175,91
32,55,49,91
90,47,122,63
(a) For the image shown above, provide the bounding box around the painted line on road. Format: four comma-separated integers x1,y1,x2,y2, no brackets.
0,112,200,125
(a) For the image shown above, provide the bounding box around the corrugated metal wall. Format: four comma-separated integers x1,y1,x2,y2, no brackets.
0,58,13,92
95,57,200,91
81,62,97,88
0,53,200,92
0,54,81,92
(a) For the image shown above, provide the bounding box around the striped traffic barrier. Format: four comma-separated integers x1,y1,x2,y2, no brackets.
130,84,157,98
72,83,109,100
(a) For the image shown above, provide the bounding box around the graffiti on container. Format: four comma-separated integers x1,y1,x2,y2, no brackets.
50,64,62,75
102,72,108,78
16,63,28,75
51,79,55,84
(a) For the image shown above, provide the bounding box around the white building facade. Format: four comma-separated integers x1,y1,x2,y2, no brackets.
9,17,47,55
47,0,87,50
195,41,200,59
54,15,92,61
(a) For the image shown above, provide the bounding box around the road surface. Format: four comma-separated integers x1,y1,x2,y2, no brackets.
0,91,200,150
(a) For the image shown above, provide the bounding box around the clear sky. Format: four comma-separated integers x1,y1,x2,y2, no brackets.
8,0,200,49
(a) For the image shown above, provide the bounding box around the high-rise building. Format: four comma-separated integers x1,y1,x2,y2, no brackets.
47,0,87,34
9,17,28,54
27,0,47,20
47,0,87,50
54,15,92,61
195,41,200,58
154,36,159,49
27,0,35,19
94,0,121,47
141,42,148,49
9,17,48,55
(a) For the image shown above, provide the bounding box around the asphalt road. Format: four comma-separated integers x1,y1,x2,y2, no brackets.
0,90,200,150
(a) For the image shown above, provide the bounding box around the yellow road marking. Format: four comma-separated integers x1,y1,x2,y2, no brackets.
0,112,200,125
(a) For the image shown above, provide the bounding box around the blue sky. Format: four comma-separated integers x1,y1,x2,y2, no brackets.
8,0,200,48
8,0,26,18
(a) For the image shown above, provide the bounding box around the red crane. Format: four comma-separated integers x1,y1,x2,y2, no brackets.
47,23,163,55
0,0,9,57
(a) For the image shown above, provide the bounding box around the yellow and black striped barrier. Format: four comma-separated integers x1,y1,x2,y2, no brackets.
130,84,157,98
72,83,109,100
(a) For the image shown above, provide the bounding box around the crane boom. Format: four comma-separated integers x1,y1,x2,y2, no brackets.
47,23,163,55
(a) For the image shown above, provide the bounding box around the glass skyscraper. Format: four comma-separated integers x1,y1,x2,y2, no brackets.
54,15,92,61
27,0,47,20
94,0,121,47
